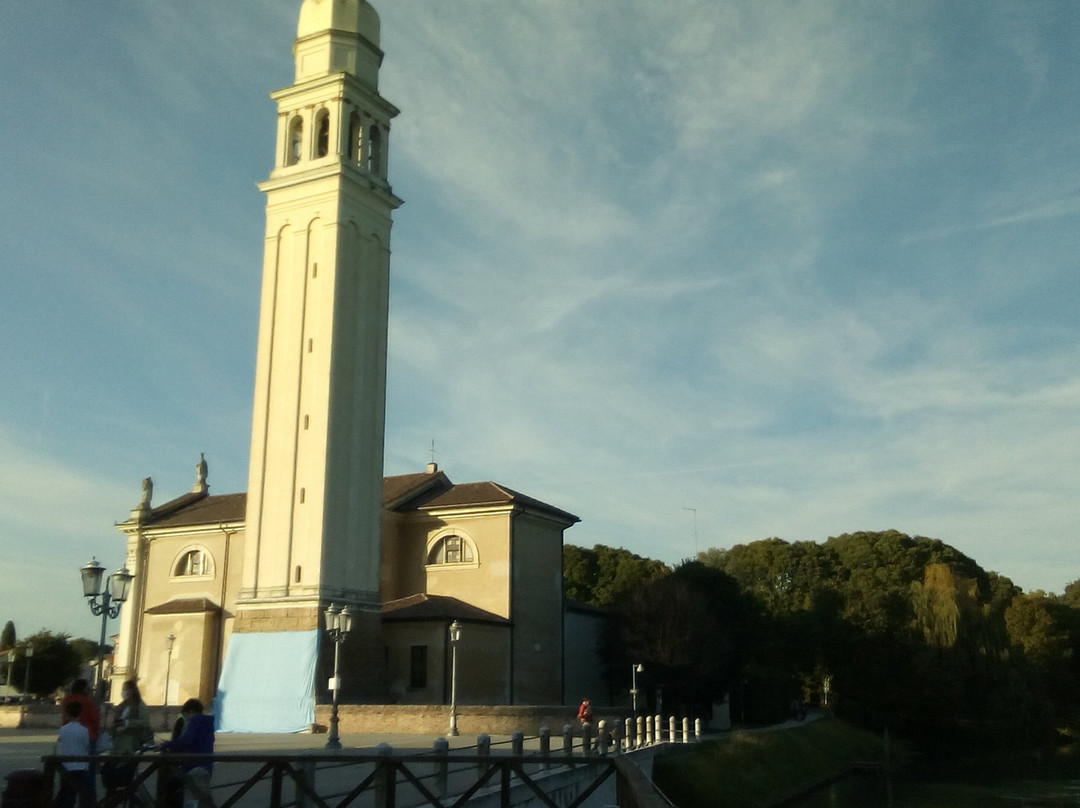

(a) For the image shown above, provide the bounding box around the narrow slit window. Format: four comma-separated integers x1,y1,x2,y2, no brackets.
287,116,303,165
315,110,330,158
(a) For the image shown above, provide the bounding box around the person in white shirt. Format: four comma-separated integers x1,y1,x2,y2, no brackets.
55,700,96,808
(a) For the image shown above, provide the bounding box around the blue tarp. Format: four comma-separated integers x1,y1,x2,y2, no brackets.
214,630,319,733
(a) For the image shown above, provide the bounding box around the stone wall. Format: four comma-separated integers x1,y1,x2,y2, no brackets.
1,702,630,737
319,704,628,736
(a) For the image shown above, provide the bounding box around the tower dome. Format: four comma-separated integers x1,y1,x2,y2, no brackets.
297,0,380,47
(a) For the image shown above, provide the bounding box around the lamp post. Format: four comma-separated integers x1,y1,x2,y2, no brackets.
448,620,462,737
80,558,134,702
22,646,33,697
324,604,355,750
164,633,176,709
631,663,643,717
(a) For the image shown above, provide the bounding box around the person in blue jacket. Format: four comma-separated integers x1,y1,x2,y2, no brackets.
159,698,215,808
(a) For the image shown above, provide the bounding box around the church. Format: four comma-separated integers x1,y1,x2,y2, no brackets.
106,0,589,732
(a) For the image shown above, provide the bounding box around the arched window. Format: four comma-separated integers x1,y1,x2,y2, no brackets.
287,115,303,165
174,548,214,577
348,112,363,165
315,109,330,158
427,535,475,565
368,125,382,176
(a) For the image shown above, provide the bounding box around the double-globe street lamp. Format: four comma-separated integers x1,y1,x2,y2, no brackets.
80,558,134,701
448,620,462,737
324,604,356,750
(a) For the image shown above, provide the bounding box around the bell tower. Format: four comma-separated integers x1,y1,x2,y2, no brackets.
237,0,401,631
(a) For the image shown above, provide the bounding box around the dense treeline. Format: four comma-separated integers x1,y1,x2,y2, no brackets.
565,531,1080,751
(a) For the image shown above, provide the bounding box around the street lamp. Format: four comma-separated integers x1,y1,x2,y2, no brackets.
631,663,644,717
81,557,134,701
323,603,355,750
448,620,462,737
164,633,176,710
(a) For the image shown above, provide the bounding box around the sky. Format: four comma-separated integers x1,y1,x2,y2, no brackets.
2,1,1078,642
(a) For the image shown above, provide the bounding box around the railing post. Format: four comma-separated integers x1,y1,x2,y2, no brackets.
582,722,594,756
669,715,676,743
156,758,175,808
654,714,661,744
562,723,574,766
597,719,609,756
433,737,449,798
539,726,551,770
294,759,316,808
635,715,644,748
695,717,702,740
645,715,653,745
512,730,524,757
270,761,284,808
625,718,633,751
41,758,57,808
374,743,394,808
477,733,491,778
682,716,690,743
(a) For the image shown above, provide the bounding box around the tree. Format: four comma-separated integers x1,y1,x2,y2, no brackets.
9,631,84,698
612,561,748,716
563,544,669,607
0,621,15,652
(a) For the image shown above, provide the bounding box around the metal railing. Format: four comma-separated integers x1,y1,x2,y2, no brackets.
41,748,619,808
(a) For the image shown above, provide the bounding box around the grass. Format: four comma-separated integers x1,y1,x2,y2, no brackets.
652,715,886,808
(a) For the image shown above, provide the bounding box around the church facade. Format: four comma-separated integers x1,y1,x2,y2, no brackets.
107,0,586,730
111,460,577,718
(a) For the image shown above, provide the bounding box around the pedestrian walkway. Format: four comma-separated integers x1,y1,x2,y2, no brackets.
0,727,518,783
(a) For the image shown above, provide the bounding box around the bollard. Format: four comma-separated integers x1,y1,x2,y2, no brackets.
597,720,609,756
582,722,594,756
669,715,677,744
563,723,574,766
654,714,662,744
695,717,702,741
374,743,394,808
645,715,653,746
433,738,449,798
512,730,524,757
635,715,644,748
682,717,690,743
477,733,491,778
624,718,633,752
539,726,551,770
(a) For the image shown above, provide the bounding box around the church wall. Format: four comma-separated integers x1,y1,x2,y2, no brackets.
423,512,512,619
563,608,610,707
510,513,565,705
456,623,512,705
383,621,443,704
378,514,425,601
131,526,243,706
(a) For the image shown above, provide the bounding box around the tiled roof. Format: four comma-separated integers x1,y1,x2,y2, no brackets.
382,470,452,510
129,472,577,528
145,597,221,615
382,593,509,624
421,481,579,524
145,492,246,528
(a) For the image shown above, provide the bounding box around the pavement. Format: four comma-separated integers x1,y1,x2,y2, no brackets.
0,727,518,784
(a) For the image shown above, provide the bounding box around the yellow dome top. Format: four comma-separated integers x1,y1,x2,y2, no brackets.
297,0,380,46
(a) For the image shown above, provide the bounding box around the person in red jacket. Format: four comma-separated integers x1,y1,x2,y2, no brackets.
60,679,100,747
577,697,593,725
